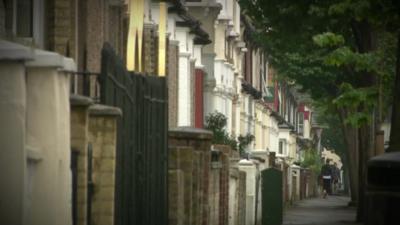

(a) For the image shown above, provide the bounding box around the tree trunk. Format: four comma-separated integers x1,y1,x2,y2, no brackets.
338,108,359,205
356,122,374,222
350,19,378,222
387,31,400,152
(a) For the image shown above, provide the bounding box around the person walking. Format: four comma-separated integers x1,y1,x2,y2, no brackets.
320,159,333,198
331,162,341,195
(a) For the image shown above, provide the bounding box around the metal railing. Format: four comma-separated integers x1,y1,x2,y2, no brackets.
69,71,101,102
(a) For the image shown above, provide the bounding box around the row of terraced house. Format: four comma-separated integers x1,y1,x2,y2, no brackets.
0,1,326,225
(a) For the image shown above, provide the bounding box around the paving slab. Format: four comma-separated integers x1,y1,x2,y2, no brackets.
283,196,362,225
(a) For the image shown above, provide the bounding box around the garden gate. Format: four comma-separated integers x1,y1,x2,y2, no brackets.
262,168,283,225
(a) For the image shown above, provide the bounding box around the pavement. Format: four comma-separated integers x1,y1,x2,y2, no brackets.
283,195,362,225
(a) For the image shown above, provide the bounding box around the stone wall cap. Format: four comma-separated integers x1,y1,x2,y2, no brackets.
238,159,254,165
169,40,180,46
291,164,301,169
186,1,222,9
70,94,94,106
169,127,213,140
0,40,34,61
26,49,77,70
89,104,122,117
251,149,269,155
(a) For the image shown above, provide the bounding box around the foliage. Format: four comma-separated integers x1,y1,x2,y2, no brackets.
205,112,255,156
238,0,397,128
315,103,346,161
205,111,227,132
205,112,238,151
333,83,378,126
238,133,255,156
238,0,400,219
301,148,322,175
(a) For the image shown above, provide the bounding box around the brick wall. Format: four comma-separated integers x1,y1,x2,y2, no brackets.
209,157,221,225
167,129,254,225
168,146,194,225
47,0,124,72
169,128,213,225
168,41,179,128
143,23,157,74
70,96,93,225
47,0,72,55
168,169,185,225
215,145,231,225
88,104,121,225
238,171,247,225
70,98,121,225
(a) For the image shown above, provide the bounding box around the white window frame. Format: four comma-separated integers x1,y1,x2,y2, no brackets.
279,139,287,155
10,0,45,48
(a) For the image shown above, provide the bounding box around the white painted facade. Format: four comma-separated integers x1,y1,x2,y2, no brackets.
278,128,291,158
187,0,242,135
175,26,194,126
156,3,208,127
268,116,280,153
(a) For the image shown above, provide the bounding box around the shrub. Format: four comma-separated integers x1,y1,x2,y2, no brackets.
205,112,255,156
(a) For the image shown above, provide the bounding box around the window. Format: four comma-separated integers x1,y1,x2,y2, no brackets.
3,0,45,47
279,139,286,155
16,0,33,37
298,112,304,135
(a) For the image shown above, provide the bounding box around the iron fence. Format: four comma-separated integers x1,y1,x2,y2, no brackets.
99,43,168,225
69,71,101,102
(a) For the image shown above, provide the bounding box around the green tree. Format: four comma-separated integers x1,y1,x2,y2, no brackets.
301,148,322,175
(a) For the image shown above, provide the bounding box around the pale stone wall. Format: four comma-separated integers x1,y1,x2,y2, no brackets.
25,66,72,225
0,41,75,225
0,61,27,225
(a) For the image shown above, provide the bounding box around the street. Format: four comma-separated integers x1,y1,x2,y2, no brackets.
283,196,361,225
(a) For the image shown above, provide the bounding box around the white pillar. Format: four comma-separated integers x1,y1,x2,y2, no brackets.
238,159,257,225
178,52,191,126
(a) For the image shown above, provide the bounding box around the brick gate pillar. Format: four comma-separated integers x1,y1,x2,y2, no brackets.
169,127,213,225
